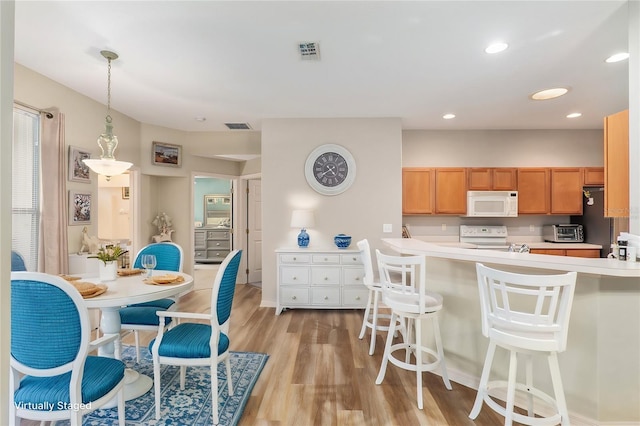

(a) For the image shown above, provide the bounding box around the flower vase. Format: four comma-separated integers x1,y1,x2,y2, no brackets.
99,261,118,282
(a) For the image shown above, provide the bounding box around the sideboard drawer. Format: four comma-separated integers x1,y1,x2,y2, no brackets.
343,267,365,285
311,267,340,285
311,288,340,305
280,266,310,285
342,287,369,307
341,254,362,265
280,254,311,264
280,288,309,305
207,239,230,250
312,254,340,264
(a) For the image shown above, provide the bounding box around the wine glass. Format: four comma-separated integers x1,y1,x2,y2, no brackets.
141,254,157,278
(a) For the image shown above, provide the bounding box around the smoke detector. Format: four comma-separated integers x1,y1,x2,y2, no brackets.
298,42,320,60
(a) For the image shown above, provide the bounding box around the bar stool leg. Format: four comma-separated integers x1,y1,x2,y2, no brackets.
432,315,452,390
358,289,373,340
415,317,424,410
375,311,398,385
505,350,518,426
369,290,381,355
469,341,497,419
525,354,534,416
548,352,570,426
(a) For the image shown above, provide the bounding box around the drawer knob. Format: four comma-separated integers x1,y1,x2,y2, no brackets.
356,296,361,300
324,296,329,300
292,296,297,300
216,242,220,246
324,277,328,281
324,257,328,261
293,276,297,280
293,257,297,261
352,257,357,261
355,277,360,281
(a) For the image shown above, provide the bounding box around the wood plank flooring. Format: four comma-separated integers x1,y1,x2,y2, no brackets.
21,280,510,425
173,283,508,426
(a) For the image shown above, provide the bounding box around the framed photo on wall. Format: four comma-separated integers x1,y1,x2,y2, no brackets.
69,190,92,225
68,145,92,183
152,141,182,167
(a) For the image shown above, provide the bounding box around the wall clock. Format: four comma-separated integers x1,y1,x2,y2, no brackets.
304,144,356,196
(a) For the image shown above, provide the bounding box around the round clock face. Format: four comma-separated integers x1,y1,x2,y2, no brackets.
304,144,356,195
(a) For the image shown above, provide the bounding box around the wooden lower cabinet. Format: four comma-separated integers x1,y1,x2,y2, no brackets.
530,248,600,258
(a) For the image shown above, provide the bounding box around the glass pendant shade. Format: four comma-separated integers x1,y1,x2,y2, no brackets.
83,115,132,180
82,50,133,181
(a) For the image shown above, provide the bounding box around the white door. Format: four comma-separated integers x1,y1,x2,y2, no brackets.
247,179,262,284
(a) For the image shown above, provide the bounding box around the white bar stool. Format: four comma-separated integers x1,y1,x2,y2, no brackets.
469,263,577,426
374,250,452,409
356,239,398,355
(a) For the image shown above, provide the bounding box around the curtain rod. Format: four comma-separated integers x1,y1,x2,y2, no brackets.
14,100,54,119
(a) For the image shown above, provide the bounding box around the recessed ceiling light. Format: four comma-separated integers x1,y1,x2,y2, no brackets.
443,113,456,120
605,52,629,63
485,42,508,54
530,87,569,100
194,116,207,122
566,112,582,119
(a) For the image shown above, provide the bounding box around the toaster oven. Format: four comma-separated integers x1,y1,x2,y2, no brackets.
543,224,584,243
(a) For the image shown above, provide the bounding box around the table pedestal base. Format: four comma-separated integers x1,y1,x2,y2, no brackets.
103,368,153,408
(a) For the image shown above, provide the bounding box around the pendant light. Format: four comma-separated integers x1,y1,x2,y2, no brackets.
83,50,132,181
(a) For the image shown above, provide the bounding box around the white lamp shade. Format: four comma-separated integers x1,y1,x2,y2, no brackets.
290,210,315,228
83,158,132,179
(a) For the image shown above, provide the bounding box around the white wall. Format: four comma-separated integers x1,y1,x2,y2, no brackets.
261,118,402,306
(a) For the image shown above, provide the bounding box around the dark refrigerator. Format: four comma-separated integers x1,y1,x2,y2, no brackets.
571,187,613,258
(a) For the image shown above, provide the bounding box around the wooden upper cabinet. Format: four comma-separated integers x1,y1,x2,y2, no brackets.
550,168,583,214
584,167,604,186
435,168,467,214
402,168,434,214
604,109,629,217
468,168,517,191
517,168,550,214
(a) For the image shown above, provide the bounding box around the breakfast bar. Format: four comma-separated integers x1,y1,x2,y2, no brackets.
382,238,640,425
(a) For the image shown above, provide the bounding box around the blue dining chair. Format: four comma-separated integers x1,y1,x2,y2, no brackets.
11,250,27,271
10,272,126,426
120,242,184,362
150,250,242,424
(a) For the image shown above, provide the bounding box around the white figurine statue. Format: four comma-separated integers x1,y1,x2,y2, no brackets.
79,226,100,254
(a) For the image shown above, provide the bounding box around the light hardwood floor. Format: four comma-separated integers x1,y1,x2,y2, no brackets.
22,275,510,425
167,282,509,426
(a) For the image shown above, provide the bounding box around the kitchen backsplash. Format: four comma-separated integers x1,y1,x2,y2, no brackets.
403,215,573,241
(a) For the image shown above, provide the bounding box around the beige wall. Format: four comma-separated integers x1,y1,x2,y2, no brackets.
261,118,403,306
403,129,603,167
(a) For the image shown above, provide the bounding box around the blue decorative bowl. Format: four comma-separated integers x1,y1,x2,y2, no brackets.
334,234,352,249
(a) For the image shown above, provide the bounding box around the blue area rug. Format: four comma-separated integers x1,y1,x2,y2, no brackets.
65,346,268,426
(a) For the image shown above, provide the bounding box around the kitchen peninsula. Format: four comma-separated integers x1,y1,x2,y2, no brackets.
382,238,640,424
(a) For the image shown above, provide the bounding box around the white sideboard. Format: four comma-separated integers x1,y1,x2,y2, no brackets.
276,248,367,315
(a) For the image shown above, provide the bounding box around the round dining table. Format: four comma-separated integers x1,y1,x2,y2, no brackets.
81,270,194,403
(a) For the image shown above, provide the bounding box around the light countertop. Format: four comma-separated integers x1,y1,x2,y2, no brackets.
382,238,640,278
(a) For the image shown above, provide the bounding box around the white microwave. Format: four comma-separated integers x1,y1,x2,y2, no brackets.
466,191,518,217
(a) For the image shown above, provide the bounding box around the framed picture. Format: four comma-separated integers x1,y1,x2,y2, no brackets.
122,186,130,199
68,145,92,183
69,190,92,225
152,141,182,167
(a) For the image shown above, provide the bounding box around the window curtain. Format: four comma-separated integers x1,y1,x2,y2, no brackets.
39,109,68,274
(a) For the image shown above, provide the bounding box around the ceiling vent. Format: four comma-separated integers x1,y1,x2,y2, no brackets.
224,123,252,130
298,42,320,60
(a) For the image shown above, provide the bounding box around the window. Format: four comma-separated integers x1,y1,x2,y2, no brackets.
12,106,40,271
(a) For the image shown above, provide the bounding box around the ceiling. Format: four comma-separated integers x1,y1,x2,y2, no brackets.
13,1,630,132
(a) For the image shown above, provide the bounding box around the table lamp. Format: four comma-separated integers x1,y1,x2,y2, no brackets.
291,210,315,248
